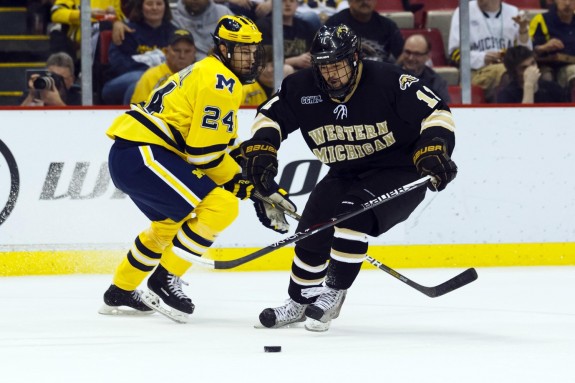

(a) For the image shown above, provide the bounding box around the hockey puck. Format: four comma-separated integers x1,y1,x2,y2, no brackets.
264,346,281,353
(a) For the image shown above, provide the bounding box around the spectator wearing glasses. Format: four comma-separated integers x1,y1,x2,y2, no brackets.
397,34,450,102
20,52,81,107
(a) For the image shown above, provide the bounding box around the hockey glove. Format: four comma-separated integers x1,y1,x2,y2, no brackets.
239,139,278,196
223,173,254,200
413,138,458,191
252,188,297,234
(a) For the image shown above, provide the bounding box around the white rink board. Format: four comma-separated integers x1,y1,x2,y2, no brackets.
0,107,574,249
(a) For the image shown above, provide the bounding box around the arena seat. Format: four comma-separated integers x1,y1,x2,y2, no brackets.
375,0,414,29
380,11,414,28
424,10,454,57
374,0,405,12
414,0,458,27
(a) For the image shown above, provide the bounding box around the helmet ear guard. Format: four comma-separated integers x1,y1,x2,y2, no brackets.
310,24,361,100
212,15,265,84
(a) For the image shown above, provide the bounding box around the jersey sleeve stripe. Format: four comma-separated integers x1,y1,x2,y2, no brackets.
421,110,455,133
252,113,283,140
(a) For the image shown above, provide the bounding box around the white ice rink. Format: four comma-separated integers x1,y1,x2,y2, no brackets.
1,266,574,382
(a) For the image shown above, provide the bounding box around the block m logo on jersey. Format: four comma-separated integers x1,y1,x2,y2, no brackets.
216,74,236,93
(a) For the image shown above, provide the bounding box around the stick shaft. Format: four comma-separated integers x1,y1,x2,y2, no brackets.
177,176,431,269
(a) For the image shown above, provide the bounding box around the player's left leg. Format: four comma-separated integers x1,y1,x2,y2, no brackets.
258,172,350,328
100,218,182,315
305,169,427,331
143,187,239,322
303,197,372,332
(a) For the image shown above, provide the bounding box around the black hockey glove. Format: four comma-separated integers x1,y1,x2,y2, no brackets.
239,139,278,196
252,187,297,234
223,173,253,200
413,138,458,191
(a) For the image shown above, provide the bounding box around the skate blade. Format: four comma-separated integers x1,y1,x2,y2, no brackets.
304,317,331,332
98,304,155,316
141,290,190,324
254,321,304,329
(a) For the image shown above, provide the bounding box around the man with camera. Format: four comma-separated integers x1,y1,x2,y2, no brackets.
20,52,81,107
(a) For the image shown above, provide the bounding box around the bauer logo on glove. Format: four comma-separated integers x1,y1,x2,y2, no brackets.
412,138,457,192
239,139,279,196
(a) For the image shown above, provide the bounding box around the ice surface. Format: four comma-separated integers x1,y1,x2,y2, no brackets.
1,267,574,382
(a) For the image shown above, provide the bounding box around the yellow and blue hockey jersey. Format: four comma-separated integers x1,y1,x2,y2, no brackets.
106,55,244,186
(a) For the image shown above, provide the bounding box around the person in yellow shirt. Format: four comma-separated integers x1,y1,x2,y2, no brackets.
98,15,296,323
50,0,124,59
130,29,197,104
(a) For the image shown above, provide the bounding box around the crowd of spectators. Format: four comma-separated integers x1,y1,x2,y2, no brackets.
19,0,574,106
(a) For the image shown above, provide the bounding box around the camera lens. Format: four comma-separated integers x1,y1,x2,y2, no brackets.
33,76,53,90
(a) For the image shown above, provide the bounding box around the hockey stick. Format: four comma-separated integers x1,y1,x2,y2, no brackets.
364,257,478,298
173,175,432,270
253,191,478,298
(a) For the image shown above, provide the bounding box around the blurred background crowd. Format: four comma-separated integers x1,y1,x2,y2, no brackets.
0,0,573,107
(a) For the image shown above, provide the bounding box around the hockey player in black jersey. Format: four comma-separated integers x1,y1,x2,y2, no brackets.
240,24,458,331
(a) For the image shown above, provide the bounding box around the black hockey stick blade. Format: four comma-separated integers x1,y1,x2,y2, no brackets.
174,176,432,270
365,256,478,297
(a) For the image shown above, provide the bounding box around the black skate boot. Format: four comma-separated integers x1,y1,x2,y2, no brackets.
304,287,347,332
258,298,308,328
99,284,156,315
141,264,195,323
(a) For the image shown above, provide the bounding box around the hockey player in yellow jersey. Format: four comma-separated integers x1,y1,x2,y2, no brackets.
98,15,296,323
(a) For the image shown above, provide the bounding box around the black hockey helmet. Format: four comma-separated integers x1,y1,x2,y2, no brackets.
310,24,361,100
212,15,265,84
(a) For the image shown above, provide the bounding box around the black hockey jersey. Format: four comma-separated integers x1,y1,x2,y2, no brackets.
253,60,456,174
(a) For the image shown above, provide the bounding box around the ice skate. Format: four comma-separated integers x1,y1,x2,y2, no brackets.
142,264,195,324
258,298,308,329
99,284,157,315
304,287,347,332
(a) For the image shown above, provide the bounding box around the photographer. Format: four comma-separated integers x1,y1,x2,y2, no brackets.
20,52,81,107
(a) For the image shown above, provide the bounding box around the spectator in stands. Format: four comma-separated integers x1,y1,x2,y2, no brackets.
324,0,404,63
397,34,450,102
172,0,232,60
296,0,337,29
20,51,81,106
448,0,531,102
213,0,271,22
256,0,316,71
50,0,124,63
529,0,575,95
241,46,295,106
496,45,567,103
111,1,141,45
130,28,197,104
101,0,175,105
